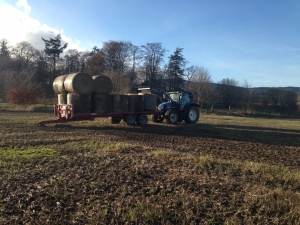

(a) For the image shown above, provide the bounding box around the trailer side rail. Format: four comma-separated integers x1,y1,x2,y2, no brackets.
38,104,164,126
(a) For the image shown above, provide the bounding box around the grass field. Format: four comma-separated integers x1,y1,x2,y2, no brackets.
0,111,299,224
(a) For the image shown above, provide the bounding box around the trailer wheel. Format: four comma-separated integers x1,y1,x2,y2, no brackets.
137,114,148,126
166,109,179,124
152,114,164,123
185,106,199,124
124,114,136,126
110,117,121,124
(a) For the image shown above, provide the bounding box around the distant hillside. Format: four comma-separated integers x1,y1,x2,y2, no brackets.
210,84,300,94
252,87,300,95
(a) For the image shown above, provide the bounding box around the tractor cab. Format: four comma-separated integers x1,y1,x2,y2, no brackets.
158,91,193,111
169,91,193,110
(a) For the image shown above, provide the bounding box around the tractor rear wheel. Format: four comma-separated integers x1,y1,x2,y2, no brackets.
137,114,148,126
166,109,179,124
185,106,199,124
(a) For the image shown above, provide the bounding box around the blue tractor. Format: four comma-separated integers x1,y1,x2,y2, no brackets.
151,90,200,124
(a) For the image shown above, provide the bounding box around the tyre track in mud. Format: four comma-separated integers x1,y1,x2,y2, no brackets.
98,124,300,169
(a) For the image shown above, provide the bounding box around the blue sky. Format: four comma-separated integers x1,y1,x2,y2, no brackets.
0,0,300,87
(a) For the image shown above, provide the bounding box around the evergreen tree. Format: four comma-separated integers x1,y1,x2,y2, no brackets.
0,40,10,57
41,34,68,79
0,39,10,71
89,46,100,56
167,47,186,91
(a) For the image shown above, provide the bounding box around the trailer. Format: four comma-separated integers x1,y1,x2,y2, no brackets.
38,104,165,127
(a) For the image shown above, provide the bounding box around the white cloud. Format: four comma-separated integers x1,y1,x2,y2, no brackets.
16,0,31,13
0,1,83,51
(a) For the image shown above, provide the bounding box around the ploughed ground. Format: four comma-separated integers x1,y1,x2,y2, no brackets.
0,112,299,224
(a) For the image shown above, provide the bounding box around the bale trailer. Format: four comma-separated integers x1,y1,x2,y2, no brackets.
38,104,165,127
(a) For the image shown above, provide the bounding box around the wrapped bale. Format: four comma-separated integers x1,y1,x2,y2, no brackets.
53,75,68,94
92,75,113,94
111,94,128,112
57,94,67,105
91,94,111,113
64,72,94,94
67,93,91,114
128,94,144,112
139,93,157,111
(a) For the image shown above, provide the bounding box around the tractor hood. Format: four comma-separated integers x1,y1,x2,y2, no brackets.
158,102,171,111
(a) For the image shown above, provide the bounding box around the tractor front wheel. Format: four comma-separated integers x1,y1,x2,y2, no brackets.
166,109,179,124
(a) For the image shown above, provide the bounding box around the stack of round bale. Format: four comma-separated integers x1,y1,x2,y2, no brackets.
53,72,94,113
91,75,113,113
127,94,144,112
53,73,113,114
111,94,129,113
53,73,157,115
138,93,157,111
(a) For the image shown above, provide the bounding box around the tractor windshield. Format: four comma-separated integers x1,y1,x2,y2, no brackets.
169,93,180,102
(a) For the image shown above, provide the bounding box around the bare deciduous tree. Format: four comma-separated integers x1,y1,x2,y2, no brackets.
187,67,212,110
216,78,242,110
103,70,131,94
185,65,199,82
64,49,80,73
85,52,105,75
102,40,133,73
241,80,257,112
129,45,141,87
140,42,166,88
10,41,40,73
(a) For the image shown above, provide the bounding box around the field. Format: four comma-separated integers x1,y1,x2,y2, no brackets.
0,111,300,224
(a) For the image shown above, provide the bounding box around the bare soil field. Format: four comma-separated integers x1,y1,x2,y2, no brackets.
0,111,300,224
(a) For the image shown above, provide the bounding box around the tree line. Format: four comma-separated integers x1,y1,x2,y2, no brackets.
0,35,298,115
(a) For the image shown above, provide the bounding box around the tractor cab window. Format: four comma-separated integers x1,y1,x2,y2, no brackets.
169,93,180,102
180,92,190,109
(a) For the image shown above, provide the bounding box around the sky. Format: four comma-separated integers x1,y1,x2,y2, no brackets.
0,0,300,88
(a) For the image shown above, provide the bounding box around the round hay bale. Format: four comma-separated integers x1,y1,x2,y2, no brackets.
53,75,68,94
141,93,157,111
64,72,94,94
57,94,67,104
67,93,91,114
111,94,128,112
128,94,144,112
92,75,113,94
91,94,111,113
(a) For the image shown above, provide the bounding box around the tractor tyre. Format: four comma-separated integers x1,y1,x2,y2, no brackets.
110,117,122,124
137,114,148,126
152,114,164,123
166,109,179,124
185,106,199,124
124,114,136,126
